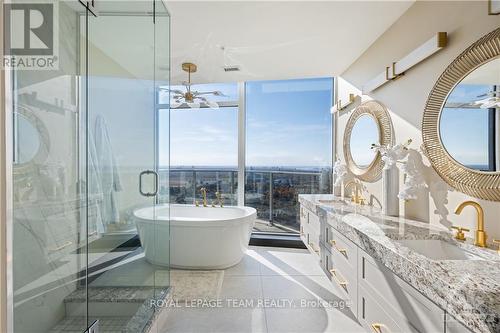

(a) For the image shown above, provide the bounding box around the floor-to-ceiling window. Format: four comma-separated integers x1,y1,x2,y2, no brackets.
245,78,334,234
162,78,334,236
161,83,239,205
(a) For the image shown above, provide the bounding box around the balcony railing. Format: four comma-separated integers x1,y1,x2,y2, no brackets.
159,167,332,233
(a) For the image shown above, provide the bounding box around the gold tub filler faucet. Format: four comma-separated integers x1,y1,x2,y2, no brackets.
200,187,208,207
215,191,224,207
194,188,223,208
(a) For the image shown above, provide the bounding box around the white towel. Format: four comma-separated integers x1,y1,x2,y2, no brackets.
93,115,122,227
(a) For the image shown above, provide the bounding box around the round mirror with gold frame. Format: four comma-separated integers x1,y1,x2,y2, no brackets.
344,100,394,182
423,28,500,201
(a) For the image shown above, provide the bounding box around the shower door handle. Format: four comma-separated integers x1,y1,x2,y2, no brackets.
139,170,158,197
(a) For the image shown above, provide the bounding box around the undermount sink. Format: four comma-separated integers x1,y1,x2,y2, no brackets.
317,199,346,205
397,239,483,261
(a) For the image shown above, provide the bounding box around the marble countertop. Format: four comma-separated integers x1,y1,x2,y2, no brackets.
299,194,500,333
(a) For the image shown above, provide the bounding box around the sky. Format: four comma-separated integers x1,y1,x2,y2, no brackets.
160,78,333,168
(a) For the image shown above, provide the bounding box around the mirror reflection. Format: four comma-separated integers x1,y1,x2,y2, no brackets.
15,113,41,165
440,57,500,172
350,114,379,168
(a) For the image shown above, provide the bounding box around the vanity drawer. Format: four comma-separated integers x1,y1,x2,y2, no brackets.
300,206,308,226
359,285,418,333
324,248,358,316
308,210,321,235
300,206,321,235
326,226,357,271
302,227,321,258
359,250,445,333
307,231,321,257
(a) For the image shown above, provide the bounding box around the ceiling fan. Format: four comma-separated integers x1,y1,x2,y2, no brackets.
166,62,226,109
474,90,500,109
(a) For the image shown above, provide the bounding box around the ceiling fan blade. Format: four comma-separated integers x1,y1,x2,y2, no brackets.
212,91,227,97
207,100,220,109
196,96,219,109
482,99,500,108
170,101,182,108
168,89,185,95
193,91,228,97
187,102,200,109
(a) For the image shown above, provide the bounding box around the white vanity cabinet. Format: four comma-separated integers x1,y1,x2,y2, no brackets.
323,226,359,317
299,202,469,333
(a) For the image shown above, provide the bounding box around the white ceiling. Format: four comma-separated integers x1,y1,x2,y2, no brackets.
167,1,415,85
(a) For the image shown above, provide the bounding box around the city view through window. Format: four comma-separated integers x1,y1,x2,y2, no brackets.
159,78,334,234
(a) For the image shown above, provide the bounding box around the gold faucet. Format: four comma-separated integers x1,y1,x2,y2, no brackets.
215,191,224,207
346,179,364,205
200,187,208,207
454,201,486,248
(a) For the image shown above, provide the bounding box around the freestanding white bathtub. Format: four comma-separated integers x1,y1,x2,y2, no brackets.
134,204,256,269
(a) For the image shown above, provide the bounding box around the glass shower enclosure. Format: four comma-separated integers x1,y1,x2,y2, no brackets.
6,1,170,332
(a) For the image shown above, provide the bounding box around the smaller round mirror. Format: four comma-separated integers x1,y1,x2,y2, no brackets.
350,114,380,169
344,100,394,182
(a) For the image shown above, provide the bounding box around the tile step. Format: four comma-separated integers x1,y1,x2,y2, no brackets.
59,287,171,333
50,316,129,333
64,286,167,304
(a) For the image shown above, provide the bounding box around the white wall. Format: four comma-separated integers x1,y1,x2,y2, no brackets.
338,1,500,241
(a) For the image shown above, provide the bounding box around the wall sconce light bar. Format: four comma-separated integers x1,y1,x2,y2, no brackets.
331,93,357,113
362,32,447,94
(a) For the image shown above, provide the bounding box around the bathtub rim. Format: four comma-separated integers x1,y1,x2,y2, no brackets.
133,204,257,228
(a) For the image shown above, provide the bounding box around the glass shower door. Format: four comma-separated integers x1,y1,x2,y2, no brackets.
83,1,170,332
9,1,89,332
8,0,170,331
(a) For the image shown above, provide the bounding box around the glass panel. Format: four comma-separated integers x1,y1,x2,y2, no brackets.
84,1,168,330
9,1,170,331
166,88,239,206
10,1,88,332
245,78,333,234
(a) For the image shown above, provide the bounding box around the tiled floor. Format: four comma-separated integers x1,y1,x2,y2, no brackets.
160,246,364,333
